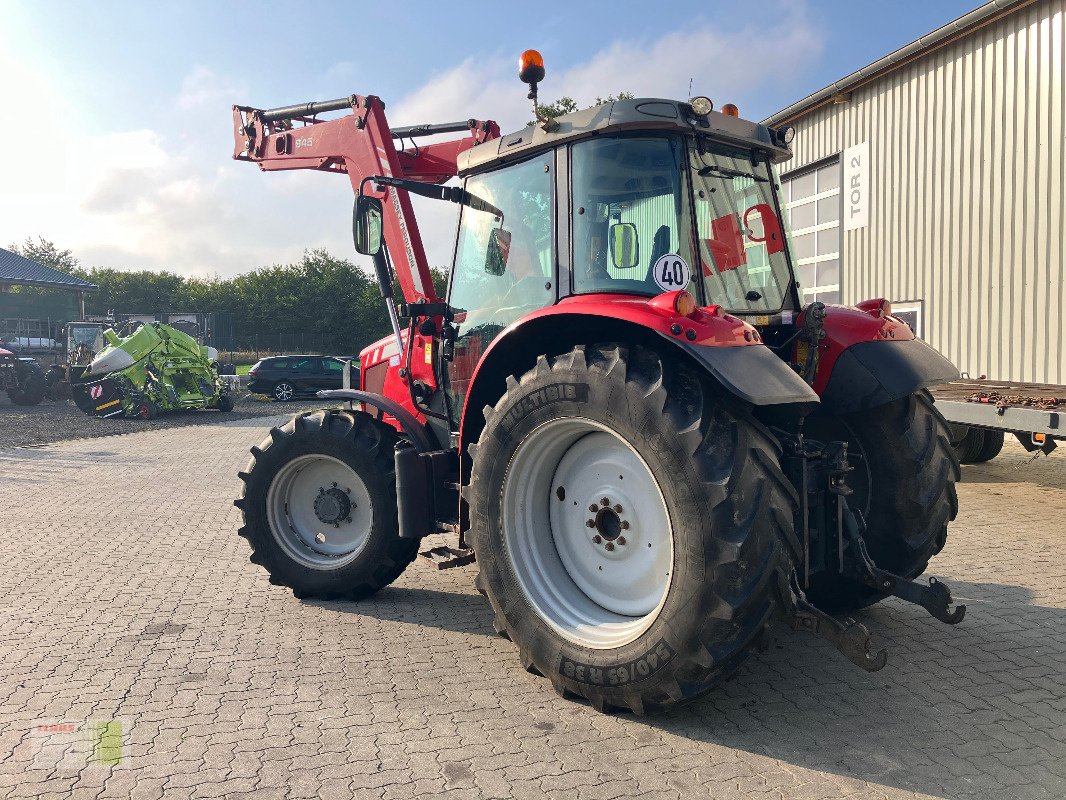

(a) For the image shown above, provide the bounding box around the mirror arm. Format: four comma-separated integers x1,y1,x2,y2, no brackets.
372,176,504,219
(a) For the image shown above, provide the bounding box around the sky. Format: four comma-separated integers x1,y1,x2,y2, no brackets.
0,0,981,278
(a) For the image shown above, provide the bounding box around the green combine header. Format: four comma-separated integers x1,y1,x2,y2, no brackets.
71,322,233,419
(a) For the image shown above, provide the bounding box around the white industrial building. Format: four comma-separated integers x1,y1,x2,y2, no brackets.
764,0,1064,385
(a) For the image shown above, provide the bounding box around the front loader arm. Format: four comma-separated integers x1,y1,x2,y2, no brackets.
232,95,499,303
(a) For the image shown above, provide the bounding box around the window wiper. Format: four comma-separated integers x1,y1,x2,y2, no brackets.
697,164,768,183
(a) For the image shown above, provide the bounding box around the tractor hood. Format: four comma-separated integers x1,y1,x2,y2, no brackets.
458,97,793,176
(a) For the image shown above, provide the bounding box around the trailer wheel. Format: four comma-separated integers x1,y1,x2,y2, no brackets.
467,345,798,714
8,364,46,406
952,426,987,464
235,409,419,600
969,429,1004,463
217,393,234,412
803,390,959,612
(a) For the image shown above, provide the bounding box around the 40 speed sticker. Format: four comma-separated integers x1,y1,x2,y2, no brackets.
652,253,691,292
559,640,676,686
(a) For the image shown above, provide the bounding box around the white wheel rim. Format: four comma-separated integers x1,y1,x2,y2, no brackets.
266,454,374,570
502,418,673,649
275,383,293,400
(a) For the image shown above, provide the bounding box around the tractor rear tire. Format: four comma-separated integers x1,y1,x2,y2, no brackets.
467,344,799,715
802,390,959,612
9,365,46,406
235,409,419,600
970,429,1004,463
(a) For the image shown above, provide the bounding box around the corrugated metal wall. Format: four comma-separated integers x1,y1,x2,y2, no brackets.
785,0,1064,384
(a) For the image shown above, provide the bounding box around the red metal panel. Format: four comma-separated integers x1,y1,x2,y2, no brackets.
799,303,916,394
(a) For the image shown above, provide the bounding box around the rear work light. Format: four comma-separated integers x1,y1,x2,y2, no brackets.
649,289,699,319
856,298,892,318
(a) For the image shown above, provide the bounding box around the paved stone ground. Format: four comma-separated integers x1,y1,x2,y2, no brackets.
0,418,1063,800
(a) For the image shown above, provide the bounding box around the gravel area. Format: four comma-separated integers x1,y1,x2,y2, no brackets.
0,390,334,449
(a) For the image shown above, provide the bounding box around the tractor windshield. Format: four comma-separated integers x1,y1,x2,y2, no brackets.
690,140,792,313
569,134,794,313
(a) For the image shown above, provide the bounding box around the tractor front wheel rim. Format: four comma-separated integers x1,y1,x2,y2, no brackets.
266,454,374,569
502,418,673,649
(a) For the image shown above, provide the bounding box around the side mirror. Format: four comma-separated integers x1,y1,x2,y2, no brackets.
610,222,639,270
353,196,383,256
485,228,512,276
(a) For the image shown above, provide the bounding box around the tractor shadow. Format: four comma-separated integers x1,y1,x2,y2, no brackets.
302,586,499,639
636,579,1066,798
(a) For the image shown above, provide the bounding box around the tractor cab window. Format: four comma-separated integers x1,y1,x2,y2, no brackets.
445,152,554,417
571,136,695,297
690,141,792,313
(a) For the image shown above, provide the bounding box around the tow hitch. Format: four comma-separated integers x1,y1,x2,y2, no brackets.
843,508,966,625
779,431,965,670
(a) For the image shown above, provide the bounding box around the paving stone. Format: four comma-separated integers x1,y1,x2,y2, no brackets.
0,421,1063,798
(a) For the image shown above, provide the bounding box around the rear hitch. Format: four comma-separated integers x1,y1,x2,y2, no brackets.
844,509,966,625
781,573,887,671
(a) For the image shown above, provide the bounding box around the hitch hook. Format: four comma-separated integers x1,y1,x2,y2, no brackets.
781,573,887,672
846,510,966,625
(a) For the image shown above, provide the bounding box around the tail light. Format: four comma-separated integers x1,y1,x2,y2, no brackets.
856,298,892,318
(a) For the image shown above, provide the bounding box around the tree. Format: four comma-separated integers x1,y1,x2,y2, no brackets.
531,92,634,126
7,236,82,275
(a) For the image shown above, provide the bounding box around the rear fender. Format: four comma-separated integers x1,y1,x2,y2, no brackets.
459,296,819,451
808,304,959,413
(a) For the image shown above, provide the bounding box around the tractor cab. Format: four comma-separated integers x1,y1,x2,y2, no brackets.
440,96,800,421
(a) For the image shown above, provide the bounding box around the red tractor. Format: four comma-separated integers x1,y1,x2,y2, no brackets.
233,52,963,714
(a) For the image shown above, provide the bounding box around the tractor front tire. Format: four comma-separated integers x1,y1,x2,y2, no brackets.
467,345,799,715
235,409,419,600
803,390,959,612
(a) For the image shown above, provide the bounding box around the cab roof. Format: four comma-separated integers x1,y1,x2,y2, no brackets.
457,97,793,176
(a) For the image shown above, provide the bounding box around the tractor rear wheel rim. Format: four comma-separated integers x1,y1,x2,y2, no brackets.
266,454,373,569
502,418,673,649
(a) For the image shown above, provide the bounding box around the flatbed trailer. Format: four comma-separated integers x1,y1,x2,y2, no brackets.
932,379,1064,461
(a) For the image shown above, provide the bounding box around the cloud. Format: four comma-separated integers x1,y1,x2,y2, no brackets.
177,65,246,111
389,10,824,132
389,11,825,270
0,11,823,280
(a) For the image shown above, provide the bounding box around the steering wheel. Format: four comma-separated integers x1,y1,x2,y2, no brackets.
489,275,550,326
